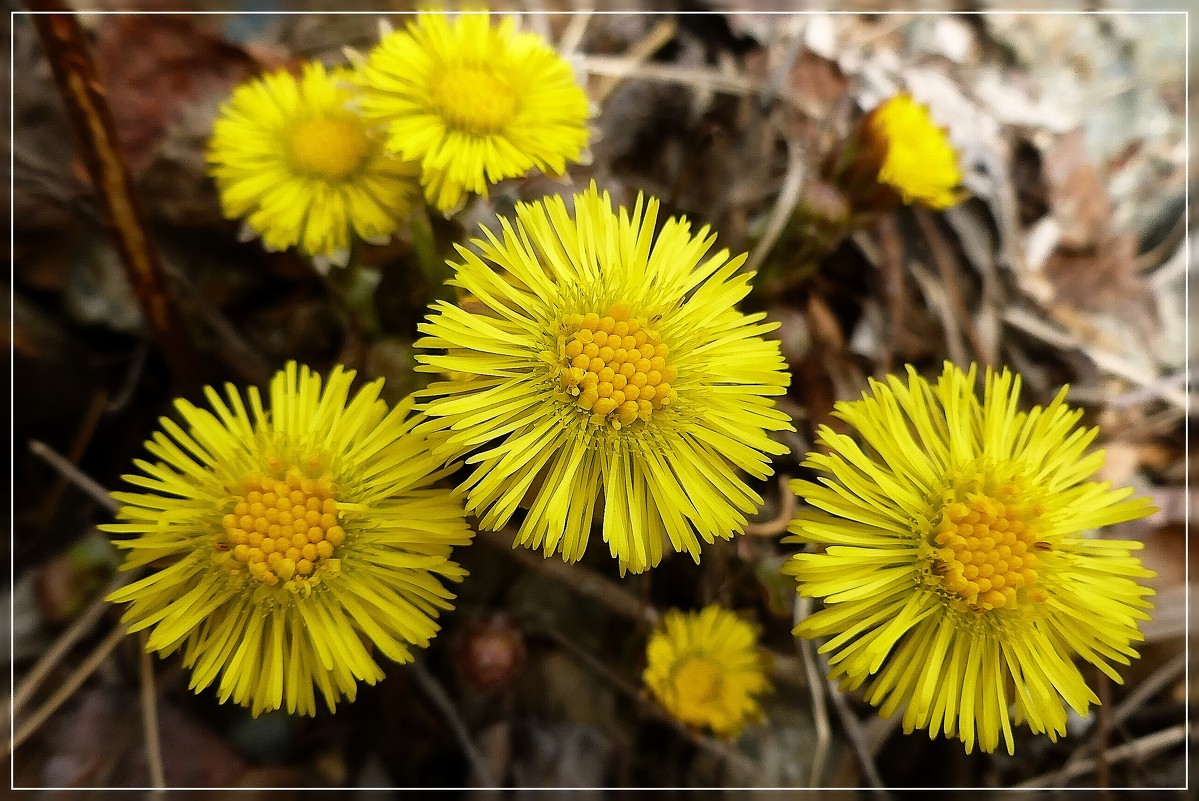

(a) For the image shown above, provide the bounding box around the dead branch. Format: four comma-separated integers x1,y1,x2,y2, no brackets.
28,3,199,390
482,531,660,626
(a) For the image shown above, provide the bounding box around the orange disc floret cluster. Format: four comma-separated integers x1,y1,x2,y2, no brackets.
557,303,678,429
217,467,345,590
929,483,1047,612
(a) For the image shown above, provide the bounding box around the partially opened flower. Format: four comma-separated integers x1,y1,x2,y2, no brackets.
416,183,793,574
787,362,1155,754
104,363,473,716
208,62,421,268
860,92,963,209
643,605,771,738
355,12,590,213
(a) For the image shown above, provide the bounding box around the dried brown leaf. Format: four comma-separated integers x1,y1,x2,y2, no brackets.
92,17,262,177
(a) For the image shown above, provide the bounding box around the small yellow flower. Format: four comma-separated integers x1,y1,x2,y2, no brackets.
643,606,771,738
356,12,591,213
864,93,963,209
208,62,421,268
104,363,473,716
786,362,1156,754
416,183,793,574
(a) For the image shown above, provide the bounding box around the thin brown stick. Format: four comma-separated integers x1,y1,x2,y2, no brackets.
137,631,166,789
8,624,128,754
1096,670,1110,789
591,19,679,106
8,568,135,717
744,137,806,276
1059,652,1187,781
482,531,659,626
795,597,831,787
913,207,990,367
819,653,888,792
38,389,109,528
575,55,765,98
745,475,796,537
410,660,497,787
795,593,888,792
1109,652,1187,731
556,7,592,57
1017,724,1188,788
874,216,906,373
29,440,118,514
28,4,199,390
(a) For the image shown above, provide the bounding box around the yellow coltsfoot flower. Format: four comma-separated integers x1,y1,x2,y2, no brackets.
787,362,1156,754
416,183,793,574
643,605,771,738
862,92,964,209
208,62,421,269
104,363,474,716
356,12,591,214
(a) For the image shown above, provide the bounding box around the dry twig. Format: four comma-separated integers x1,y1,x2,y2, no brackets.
574,55,765,98
29,439,119,514
410,660,498,787
1002,308,1191,411
482,531,659,626
914,207,991,366
138,631,166,789
556,8,591,58
744,137,806,276
794,597,831,787
8,568,134,719
8,624,128,754
591,19,677,106
1018,724,1189,788
794,597,888,792
1058,652,1188,783
874,217,909,373
37,390,109,529
29,3,199,389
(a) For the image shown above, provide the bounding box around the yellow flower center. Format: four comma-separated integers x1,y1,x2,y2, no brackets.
431,66,518,135
869,94,963,209
289,116,371,180
557,302,677,430
216,467,345,591
673,656,723,706
928,481,1047,612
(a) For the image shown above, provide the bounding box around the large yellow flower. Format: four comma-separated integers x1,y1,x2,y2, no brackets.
643,605,771,738
863,93,963,210
416,183,793,574
356,12,591,213
104,363,473,716
208,62,421,268
786,362,1155,754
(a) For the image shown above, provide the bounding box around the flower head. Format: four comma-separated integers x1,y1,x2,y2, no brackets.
643,605,771,738
862,93,963,210
416,183,792,574
104,363,473,716
786,362,1156,754
356,12,591,213
208,62,421,267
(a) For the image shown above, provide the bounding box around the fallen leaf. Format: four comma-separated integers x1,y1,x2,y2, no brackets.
92,17,262,177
